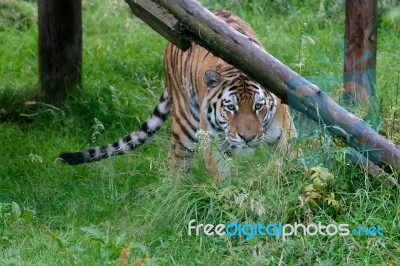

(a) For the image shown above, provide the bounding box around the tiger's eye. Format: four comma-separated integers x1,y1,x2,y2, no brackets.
254,103,263,110
226,104,235,111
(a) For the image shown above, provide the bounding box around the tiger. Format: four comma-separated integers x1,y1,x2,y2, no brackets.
59,10,297,179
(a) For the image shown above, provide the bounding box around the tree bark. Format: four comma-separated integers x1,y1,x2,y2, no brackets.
151,0,400,172
126,0,191,51
38,0,82,102
342,0,379,127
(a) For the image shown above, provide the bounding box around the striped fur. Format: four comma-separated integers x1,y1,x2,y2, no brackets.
59,10,296,176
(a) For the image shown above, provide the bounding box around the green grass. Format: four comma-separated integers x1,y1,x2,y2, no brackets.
1,0,400,265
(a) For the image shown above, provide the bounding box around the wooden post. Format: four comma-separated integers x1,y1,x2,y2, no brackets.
342,0,379,127
38,0,82,102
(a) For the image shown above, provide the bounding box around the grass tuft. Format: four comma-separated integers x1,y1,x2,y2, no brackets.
0,0,37,31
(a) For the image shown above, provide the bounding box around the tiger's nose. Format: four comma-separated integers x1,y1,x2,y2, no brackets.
237,133,257,143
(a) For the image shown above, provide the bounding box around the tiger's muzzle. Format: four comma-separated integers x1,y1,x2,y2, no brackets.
227,132,263,148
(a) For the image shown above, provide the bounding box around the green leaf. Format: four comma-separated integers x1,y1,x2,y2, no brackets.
11,202,21,218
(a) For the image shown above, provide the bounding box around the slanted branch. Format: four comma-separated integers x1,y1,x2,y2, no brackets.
126,0,191,51
126,0,399,185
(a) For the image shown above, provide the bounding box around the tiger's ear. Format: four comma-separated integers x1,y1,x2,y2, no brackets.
204,70,221,89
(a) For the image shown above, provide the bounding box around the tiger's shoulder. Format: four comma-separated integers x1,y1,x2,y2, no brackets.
213,10,262,46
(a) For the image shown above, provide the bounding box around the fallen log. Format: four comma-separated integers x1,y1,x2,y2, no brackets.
126,0,400,177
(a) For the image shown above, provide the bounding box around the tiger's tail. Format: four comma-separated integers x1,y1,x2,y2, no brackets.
59,90,169,165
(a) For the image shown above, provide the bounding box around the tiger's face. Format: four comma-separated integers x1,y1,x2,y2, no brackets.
203,70,277,151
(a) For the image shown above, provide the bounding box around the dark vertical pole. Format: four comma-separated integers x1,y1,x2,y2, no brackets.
38,0,82,102
342,0,379,127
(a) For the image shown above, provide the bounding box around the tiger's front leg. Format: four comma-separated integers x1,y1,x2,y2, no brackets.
168,116,196,176
199,117,230,180
168,140,193,175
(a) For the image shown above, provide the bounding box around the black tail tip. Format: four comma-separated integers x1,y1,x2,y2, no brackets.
59,152,85,165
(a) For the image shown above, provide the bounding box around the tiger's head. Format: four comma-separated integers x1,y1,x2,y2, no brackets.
202,69,277,152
